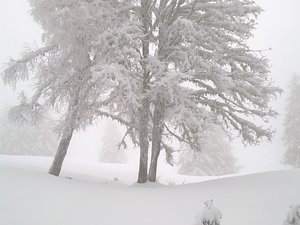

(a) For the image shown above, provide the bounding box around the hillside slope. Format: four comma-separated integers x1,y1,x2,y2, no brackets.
0,157,299,225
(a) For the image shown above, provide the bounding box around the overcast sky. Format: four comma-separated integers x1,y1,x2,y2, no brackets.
0,0,300,173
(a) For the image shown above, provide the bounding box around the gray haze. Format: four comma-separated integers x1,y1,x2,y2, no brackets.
0,0,300,173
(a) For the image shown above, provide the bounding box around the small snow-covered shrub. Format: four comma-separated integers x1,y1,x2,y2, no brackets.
192,200,222,225
284,205,300,225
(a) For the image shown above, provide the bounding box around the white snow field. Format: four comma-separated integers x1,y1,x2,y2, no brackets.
0,155,299,225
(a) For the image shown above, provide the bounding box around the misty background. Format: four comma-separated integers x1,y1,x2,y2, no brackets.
0,0,299,173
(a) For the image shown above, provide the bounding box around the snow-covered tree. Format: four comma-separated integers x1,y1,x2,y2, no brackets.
283,75,300,167
192,200,222,225
177,124,238,176
0,104,58,156
284,205,300,225
1,0,135,176
133,0,281,182
85,0,281,183
99,121,128,164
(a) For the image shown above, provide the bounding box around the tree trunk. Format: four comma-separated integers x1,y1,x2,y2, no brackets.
137,0,152,183
137,98,150,183
48,93,78,177
48,128,74,176
148,100,164,182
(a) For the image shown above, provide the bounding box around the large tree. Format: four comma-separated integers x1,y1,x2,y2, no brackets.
133,0,281,182
1,0,135,176
89,0,281,183
282,75,300,167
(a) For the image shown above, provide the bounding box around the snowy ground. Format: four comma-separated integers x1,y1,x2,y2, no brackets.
0,155,299,225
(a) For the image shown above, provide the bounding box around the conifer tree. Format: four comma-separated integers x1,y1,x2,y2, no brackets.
1,0,135,176
99,121,128,164
0,105,58,156
136,0,281,182
283,75,300,167
177,124,238,176
91,0,281,182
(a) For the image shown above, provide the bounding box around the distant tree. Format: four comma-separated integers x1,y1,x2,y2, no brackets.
283,75,300,167
284,205,300,225
0,101,58,156
99,121,128,164
177,124,238,176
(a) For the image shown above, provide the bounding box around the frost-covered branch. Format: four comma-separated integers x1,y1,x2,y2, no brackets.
2,45,57,88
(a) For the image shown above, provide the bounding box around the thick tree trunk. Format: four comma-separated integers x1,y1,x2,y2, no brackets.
48,128,74,176
137,0,152,183
148,100,164,182
137,98,150,183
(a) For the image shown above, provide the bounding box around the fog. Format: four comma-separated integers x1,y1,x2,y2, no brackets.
232,0,300,172
0,0,299,173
